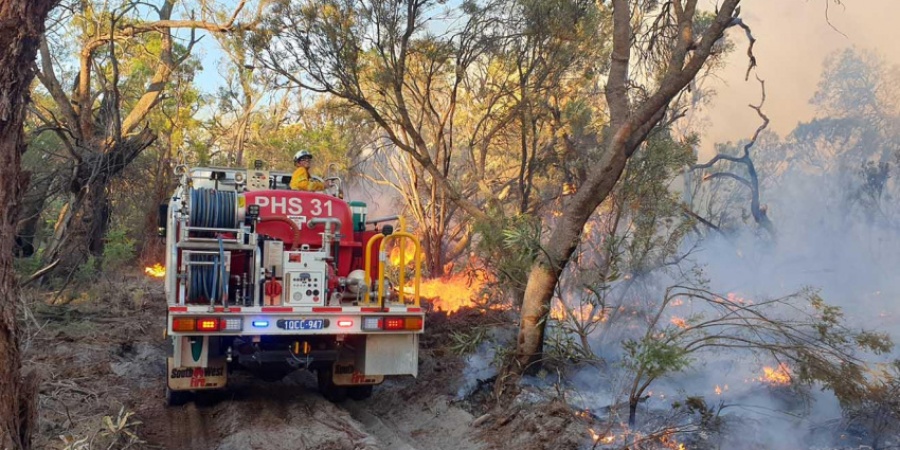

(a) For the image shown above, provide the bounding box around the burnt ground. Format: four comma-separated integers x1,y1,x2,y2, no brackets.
23,273,894,450
22,274,589,450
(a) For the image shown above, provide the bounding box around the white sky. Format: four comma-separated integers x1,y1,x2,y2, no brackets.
699,0,900,155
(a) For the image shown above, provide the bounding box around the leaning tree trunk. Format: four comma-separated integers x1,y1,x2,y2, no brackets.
0,2,59,448
511,0,742,375
47,182,111,272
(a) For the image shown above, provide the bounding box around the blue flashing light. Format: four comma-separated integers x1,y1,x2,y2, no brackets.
252,320,270,328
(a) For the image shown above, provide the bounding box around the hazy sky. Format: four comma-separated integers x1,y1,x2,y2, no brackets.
700,0,900,154
194,0,900,155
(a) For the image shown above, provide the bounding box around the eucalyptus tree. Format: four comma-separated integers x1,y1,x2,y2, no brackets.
253,0,752,374
254,0,606,276
31,0,266,275
0,2,60,448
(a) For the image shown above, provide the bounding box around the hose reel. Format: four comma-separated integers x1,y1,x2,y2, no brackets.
189,188,238,229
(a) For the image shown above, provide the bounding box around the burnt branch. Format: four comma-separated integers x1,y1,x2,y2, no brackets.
703,171,751,189
692,76,774,238
824,0,848,38
680,205,723,235
729,18,757,81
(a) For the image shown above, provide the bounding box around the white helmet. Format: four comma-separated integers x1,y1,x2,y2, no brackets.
294,150,313,162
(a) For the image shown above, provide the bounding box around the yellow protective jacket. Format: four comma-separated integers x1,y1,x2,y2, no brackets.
290,166,325,191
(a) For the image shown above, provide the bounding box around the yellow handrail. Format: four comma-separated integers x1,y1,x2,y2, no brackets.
363,234,385,306
362,219,422,308
377,232,421,308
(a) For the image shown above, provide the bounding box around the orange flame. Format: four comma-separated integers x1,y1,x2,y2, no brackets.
551,301,608,323
389,245,424,267
413,271,496,313
758,363,792,385
588,428,615,444
659,430,686,450
726,292,752,305
144,263,165,278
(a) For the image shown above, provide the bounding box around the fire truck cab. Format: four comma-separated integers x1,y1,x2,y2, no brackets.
161,163,424,405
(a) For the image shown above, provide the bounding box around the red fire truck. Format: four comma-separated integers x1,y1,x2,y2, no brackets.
161,163,424,405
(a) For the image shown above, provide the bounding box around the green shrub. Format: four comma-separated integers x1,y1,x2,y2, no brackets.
103,226,136,271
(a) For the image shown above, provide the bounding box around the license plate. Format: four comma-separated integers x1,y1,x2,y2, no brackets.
278,319,325,331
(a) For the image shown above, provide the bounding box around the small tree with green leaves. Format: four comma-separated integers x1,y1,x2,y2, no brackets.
621,285,892,426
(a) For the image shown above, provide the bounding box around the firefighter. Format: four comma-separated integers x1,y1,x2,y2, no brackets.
290,150,330,191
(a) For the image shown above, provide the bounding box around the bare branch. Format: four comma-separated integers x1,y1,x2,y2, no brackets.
729,18,757,81
691,76,774,237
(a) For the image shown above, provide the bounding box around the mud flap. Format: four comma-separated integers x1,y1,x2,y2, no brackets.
167,357,228,390
356,334,419,377
332,352,384,387
167,335,227,391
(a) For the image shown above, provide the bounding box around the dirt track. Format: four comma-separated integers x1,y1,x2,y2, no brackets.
138,370,486,450
25,278,493,450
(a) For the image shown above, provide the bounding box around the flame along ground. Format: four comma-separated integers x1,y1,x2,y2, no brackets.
757,362,792,385
416,272,492,313
588,426,686,450
390,246,494,313
144,263,165,277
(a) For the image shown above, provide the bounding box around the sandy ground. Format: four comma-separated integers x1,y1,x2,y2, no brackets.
136,369,487,450
24,277,493,450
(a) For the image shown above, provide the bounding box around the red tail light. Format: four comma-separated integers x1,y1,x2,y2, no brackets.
363,316,424,332
384,317,405,330
337,319,354,328
196,318,221,332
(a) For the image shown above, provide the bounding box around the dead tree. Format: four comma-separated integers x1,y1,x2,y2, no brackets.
692,76,775,239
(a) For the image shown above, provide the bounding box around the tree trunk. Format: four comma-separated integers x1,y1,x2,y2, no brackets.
41,132,154,275
423,228,445,277
15,173,53,257
85,185,111,258
43,177,113,273
629,398,638,427
514,150,628,372
0,2,58,448
510,0,741,375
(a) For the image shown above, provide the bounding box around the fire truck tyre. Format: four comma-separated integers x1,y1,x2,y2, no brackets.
166,386,191,407
317,368,347,402
348,385,373,401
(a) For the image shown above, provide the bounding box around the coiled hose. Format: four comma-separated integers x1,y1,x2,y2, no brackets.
189,254,218,302
190,188,237,228
259,216,302,250
186,188,235,303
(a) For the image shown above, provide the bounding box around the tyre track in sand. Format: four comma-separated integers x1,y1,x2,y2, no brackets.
141,372,485,450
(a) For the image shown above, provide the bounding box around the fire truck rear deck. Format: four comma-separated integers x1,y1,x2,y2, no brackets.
161,164,424,405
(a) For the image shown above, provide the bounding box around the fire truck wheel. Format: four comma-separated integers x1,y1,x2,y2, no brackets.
317,368,347,402
165,386,191,407
348,385,373,401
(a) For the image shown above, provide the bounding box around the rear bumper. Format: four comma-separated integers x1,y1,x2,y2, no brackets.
166,305,425,336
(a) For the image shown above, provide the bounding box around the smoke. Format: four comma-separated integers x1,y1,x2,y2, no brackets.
561,132,900,448
451,3,900,447
701,0,900,157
